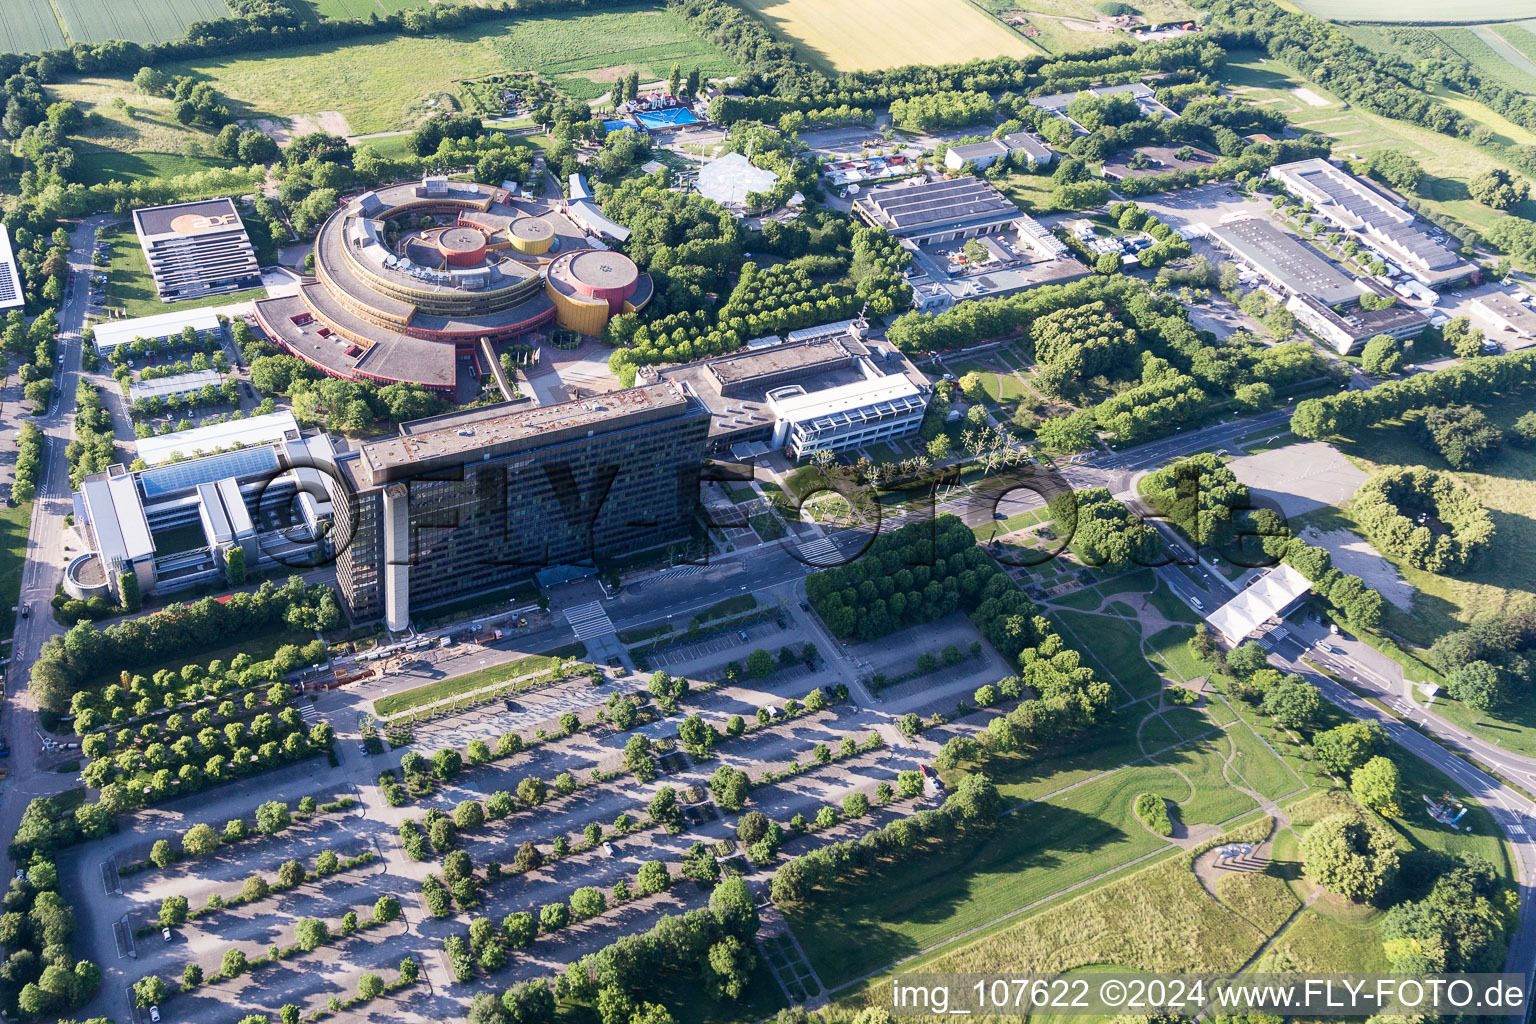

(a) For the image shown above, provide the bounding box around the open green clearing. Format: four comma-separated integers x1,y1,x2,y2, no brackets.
1151,733,1257,824
1225,721,1305,801
1432,27,1536,95
1144,624,1205,683
1493,23,1536,63
74,151,238,187
303,0,449,21
54,0,230,45
1289,0,1534,21
160,5,739,134
98,226,265,318
784,763,1185,988
0,503,34,647
1,0,68,53
737,0,1038,73
1053,610,1163,700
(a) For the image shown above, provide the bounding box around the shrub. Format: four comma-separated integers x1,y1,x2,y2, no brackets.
1133,792,1173,836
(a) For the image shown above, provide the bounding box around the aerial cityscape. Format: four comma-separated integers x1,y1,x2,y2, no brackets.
0,0,1535,1021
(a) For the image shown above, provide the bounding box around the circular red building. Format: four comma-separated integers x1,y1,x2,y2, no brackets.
436,226,488,267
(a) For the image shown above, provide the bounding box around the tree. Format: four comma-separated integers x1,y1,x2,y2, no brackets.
569,886,606,920
517,776,548,807
133,975,168,1008
278,859,305,888
843,792,870,818
1360,334,1404,376
706,934,755,1000
623,734,657,782
150,839,175,868
540,902,570,932
374,894,401,923
1299,813,1400,902
183,962,204,989
1227,641,1269,679
710,765,750,811
746,648,775,678
1468,168,1530,210
927,435,951,461
648,786,684,833
1261,675,1322,729
295,916,330,951
1313,721,1384,776
357,972,385,1000
222,948,248,977
1351,756,1402,818
255,800,291,835
636,860,671,895
158,894,188,927
1446,660,1504,719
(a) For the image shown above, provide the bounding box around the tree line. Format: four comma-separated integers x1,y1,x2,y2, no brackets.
1352,467,1494,576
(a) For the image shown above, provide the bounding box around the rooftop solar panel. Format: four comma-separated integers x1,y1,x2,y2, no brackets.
139,446,281,498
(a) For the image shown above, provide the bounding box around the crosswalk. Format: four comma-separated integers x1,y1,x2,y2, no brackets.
298,702,321,722
796,536,839,564
564,600,615,641
630,564,706,592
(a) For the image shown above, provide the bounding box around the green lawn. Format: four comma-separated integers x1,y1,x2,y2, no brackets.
160,4,740,134
1419,689,1536,760
1153,732,1258,824
373,649,581,717
99,225,265,318
785,763,1182,988
74,150,239,187
1144,624,1205,683
982,704,1149,803
1053,610,1162,700
0,503,33,645
1225,720,1306,802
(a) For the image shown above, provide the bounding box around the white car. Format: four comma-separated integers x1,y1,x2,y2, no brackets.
602,842,616,857
162,926,172,942
149,1007,161,1023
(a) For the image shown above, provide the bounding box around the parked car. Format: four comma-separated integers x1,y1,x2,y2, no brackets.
737,630,749,642
162,927,172,942
602,842,617,857
1191,597,1205,611
150,1007,161,1023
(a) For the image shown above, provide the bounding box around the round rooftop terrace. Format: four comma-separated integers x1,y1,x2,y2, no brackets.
560,249,639,296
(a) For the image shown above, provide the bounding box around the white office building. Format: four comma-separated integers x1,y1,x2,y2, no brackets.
767,374,927,457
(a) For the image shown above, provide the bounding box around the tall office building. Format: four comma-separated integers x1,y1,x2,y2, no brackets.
331,382,709,627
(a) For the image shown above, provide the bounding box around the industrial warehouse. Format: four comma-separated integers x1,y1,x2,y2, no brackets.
254,178,652,398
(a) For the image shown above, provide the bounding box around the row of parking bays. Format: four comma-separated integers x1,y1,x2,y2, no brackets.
643,619,791,670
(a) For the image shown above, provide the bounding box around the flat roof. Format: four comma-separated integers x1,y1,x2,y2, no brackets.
92,309,221,352
1473,291,1536,336
135,411,299,466
132,197,244,240
856,177,1021,236
0,225,22,310
128,369,223,402
768,373,922,420
108,473,155,560
707,338,851,388
358,382,693,485
1209,218,1360,305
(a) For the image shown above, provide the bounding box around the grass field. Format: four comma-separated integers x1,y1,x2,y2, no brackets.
99,226,265,318
1492,23,1536,63
1289,0,1535,21
1053,610,1163,700
737,0,1037,73
160,5,737,133
1225,721,1305,801
0,503,34,647
784,763,1185,987
1153,733,1258,824
56,0,231,44
74,151,238,187
304,0,442,20
1,0,68,53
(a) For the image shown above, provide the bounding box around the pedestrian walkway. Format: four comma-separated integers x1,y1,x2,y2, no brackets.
629,564,706,591
564,601,616,641
796,536,839,564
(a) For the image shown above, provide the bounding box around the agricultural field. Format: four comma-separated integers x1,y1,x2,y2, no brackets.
1289,0,1535,22
156,5,739,134
55,0,231,45
736,0,1038,73
0,0,68,54
302,0,456,20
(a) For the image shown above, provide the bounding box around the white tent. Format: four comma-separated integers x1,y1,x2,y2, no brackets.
1206,563,1312,645
696,153,780,208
